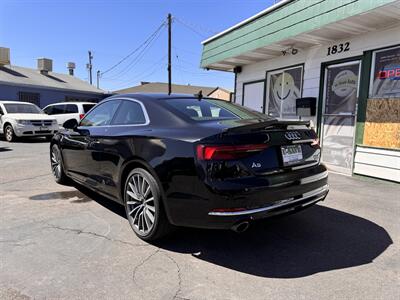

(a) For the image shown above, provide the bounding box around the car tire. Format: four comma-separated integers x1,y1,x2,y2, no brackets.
50,144,70,185
63,119,78,128
4,124,16,142
124,168,172,241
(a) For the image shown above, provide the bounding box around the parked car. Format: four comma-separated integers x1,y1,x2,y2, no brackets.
43,102,96,128
0,101,58,142
50,94,328,241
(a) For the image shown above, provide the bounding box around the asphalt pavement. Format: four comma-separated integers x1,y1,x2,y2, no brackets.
0,138,399,299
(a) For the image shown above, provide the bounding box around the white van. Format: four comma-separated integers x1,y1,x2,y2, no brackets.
43,102,96,127
0,101,58,142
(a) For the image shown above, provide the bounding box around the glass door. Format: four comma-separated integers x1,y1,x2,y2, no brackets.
320,60,361,175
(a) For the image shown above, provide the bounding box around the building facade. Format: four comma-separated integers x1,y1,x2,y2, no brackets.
0,49,107,108
201,0,400,182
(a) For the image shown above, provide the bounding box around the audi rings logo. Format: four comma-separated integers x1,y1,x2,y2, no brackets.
284,131,301,141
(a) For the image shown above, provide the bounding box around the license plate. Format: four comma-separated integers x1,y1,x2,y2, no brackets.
40,126,48,131
281,145,303,166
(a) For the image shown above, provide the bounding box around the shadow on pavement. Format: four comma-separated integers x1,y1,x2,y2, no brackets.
15,137,50,143
0,147,12,152
29,189,92,203
68,185,394,279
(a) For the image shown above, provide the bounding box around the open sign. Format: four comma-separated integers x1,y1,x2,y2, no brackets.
378,68,400,79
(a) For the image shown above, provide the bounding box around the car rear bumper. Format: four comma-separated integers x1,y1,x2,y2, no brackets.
165,163,329,229
208,184,328,217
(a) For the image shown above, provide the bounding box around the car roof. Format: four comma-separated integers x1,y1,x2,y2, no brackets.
44,102,96,106
0,100,37,105
106,93,221,102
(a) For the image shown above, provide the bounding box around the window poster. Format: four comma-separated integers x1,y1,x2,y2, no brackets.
370,46,400,98
322,62,360,170
267,66,302,118
325,63,359,115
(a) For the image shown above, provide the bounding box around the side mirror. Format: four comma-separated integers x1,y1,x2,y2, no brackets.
63,119,78,130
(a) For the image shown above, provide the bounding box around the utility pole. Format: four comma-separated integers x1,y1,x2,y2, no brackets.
87,50,93,85
167,13,172,95
96,70,100,89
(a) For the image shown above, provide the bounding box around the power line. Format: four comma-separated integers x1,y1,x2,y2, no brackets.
102,25,166,80
101,21,166,76
101,55,167,89
174,16,217,38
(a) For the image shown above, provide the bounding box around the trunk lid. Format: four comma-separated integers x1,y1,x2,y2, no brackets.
196,119,320,179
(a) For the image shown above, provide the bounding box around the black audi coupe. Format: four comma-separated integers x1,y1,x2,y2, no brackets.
50,93,328,241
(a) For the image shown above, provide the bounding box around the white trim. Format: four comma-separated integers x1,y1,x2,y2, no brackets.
356,145,400,157
201,0,293,45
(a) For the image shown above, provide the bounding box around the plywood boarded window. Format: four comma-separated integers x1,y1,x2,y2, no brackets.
363,98,400,149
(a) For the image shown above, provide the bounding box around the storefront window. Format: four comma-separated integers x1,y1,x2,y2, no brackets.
266,66,303,118
369,46,400,98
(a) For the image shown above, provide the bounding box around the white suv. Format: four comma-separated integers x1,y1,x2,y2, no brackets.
0,101,59,142
43,102,96,128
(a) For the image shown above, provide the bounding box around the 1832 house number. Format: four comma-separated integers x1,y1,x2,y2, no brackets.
327,42,350,56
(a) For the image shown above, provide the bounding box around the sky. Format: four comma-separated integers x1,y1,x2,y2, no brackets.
0,0,275,92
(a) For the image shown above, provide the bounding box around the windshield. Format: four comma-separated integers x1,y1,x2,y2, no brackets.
4,103,43,114
165,98,269,121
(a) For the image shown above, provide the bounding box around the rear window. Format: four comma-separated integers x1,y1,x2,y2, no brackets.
83,104,95,113
165,98,267,121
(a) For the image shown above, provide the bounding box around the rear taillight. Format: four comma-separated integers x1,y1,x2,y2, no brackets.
79,114,85,120
196,144,268,161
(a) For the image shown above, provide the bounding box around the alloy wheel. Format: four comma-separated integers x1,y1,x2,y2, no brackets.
126,173,156,236
5,126,13,141
51,147,62,180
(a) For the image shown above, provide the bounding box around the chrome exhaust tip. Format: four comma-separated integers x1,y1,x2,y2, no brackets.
231,221,250,233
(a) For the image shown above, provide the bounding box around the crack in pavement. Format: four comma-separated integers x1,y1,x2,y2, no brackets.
44,223,150,248
164,252,184,300
131,248,186,300
1,173,51,185
132,248,161,285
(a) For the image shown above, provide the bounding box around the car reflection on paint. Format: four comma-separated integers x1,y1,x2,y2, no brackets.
322,135,354,168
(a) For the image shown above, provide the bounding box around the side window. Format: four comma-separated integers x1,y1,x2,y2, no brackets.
83,104,95,113
52,105,66,115
0,106,3,115
43,106,53,115
111,100,147,125
80,100,121,127
64,104,78,113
